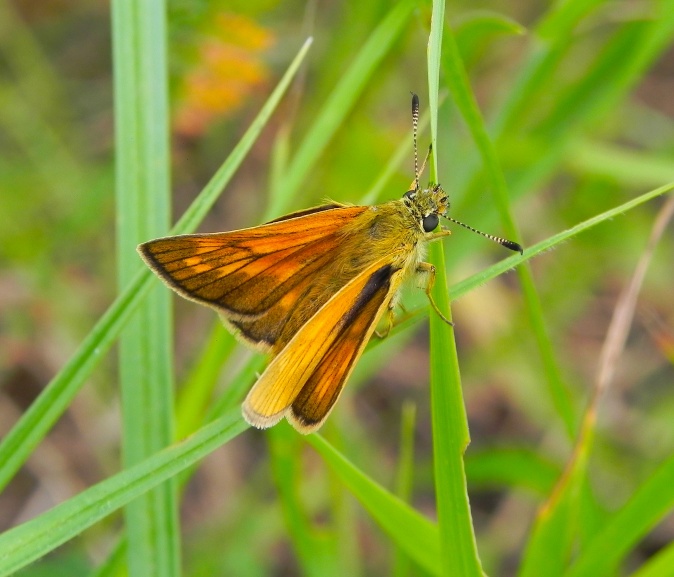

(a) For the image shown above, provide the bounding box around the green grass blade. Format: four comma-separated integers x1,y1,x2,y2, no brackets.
564,452,674,577
465,447,560,497
378,182,674,346
428,237,482,576
0,410,248,577
454,10,526,67
628,541,674,577
173,38,313,234
566,138,674,189
306,434,441,576
520,185,674,577
267,0,415,218
392,402,417,577
0,38,312,493
303,184,672,577
452,184,674,295
442,17,576,439
0,268,151,492
518,460,581,577
490,0,605,137
493,2,674,198
269,426,336,577
90,539,126,577
538,5,674,140
428,0,444,172
175,322,237,439
112,0,179,574
428,2,483,575
0,2,86,200
441,21,519,237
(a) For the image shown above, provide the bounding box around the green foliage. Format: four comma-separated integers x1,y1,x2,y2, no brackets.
1,0,674,576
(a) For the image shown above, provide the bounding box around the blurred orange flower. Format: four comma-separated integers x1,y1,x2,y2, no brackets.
175,13,274,137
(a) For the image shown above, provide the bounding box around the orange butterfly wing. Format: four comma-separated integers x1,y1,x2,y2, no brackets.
138,204,368,351
243,257,405,432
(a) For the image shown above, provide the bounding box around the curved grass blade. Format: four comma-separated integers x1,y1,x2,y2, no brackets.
372,182,674,347
266,0,415,218
0,410,247,577
564,451,674,577
306,434,441,576
442,17,576,439
0,37,313,493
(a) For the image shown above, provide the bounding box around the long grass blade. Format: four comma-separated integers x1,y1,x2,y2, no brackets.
0,410,248,576
428,1,483,575
112,0,179,574
0,37,313,493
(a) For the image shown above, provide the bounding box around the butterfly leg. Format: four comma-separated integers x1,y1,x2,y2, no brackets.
416,262,454,327
375,305,395,339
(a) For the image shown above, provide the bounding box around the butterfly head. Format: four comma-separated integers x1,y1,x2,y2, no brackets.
402,184,449,233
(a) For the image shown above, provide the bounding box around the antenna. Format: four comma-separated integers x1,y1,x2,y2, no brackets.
444,215,523,254
409,93,431,191
411,92,420,191
408,93,523,255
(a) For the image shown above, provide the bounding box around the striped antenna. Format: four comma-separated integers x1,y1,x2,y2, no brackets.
411,93,420,191
444,215,524,254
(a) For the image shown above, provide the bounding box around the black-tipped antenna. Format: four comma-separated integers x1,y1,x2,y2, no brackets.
411,92,420,191
444,215,524,254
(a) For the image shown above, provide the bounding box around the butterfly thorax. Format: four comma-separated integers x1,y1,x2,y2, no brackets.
329,185,448,288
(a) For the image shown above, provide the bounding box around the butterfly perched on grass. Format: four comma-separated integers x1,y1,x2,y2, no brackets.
138,94,522,433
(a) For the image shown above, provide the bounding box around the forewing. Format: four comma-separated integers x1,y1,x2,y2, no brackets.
138,204,367,350
242,257,404,432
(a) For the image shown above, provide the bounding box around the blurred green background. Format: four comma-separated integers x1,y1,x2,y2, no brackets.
1,0,674,575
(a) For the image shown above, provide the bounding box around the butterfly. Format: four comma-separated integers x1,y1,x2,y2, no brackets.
138,94,522,433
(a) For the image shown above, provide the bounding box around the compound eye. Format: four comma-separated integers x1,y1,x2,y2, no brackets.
422,213,439,232
403,190,416,200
